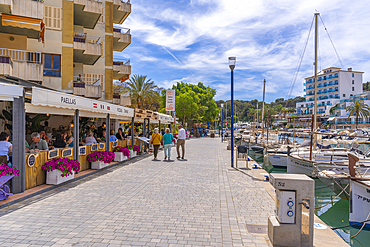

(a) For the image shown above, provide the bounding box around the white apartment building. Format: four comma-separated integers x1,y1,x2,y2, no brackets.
296,67,363,116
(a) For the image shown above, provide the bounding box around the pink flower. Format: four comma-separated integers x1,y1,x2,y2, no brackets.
42,158,80,177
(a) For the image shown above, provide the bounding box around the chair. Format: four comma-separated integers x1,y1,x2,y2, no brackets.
0,155,7,165
236,145,249,168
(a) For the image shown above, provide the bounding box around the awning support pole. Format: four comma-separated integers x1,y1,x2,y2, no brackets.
12,95,25,193
131,117,134,146
74,109,79,166
106,113,110,151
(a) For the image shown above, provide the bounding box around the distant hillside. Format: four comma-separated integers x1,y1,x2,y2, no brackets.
216,96,305,122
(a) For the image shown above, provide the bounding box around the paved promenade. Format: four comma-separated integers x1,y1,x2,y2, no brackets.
0,138,274,247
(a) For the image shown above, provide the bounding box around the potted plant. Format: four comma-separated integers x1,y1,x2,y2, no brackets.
127,145,140,157
87,151,115,169
42,158,80,185
0,163,20,200
113,146,130,162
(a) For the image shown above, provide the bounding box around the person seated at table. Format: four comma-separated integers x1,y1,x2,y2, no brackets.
29,132,48,152
110,130,118,142
53,134,67,148
65,130,74,147
115,128,125,140
0,132,12,163
100,131,106,142
85,132,97,145
40,131,50,143
25,140,30,153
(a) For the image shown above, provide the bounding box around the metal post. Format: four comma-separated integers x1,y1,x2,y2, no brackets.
106,113,110,151
131,117,134,146
12,95,25,193
74,109,79,162
231,69,234,168
159,120,161,135
221,107,224,142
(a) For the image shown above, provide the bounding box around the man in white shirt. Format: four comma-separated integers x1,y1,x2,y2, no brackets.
176,124,186,159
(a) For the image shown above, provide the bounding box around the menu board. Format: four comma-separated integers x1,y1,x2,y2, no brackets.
91,144,98,151
79,146,86,155
99,143,105,150
27,154,36,167
62,148,73,157
48,149,59,160
112,141,118,148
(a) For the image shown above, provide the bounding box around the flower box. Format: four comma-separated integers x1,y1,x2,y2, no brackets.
114,152,128,162
46,169,75,185
130,150,137,157
91,161,110,169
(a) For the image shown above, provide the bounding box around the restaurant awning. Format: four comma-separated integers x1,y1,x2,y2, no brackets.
30,87,134,119
0,82,24,101
327,117,335,122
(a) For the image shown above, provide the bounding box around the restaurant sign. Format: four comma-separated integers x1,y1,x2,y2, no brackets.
31,87,134,118
166,90,175,111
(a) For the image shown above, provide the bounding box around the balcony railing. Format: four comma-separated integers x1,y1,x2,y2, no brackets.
73,76,100,84
73,33,101,44
113,27,130,34
0,48,41,63
113,59,130,66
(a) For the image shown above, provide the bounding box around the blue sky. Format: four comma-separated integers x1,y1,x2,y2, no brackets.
114,0,370,103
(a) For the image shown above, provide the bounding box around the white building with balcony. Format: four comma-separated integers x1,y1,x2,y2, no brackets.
296,67,363,116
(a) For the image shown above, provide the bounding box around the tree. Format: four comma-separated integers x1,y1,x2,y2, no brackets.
329,103,340,116
123,75,160,110
346,99,370,129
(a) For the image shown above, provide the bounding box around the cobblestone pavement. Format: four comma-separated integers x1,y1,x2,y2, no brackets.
0,138,274,246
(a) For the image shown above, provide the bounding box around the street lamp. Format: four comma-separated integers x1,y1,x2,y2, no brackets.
229,56,236,168
221,103,224,142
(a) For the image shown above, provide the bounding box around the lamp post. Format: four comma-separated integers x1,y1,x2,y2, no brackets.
221,104,224,142
229,57,236,168
218,113,220,137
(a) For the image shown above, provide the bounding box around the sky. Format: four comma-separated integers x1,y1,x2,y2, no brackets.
114,0,370,103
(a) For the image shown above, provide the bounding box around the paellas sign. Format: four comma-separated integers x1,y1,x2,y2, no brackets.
31,87,134,117
166,90,175,111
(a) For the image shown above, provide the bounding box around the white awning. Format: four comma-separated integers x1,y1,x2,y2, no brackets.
158,113,174,124
31,87,134,119
327,117,335,121
0,82,23,101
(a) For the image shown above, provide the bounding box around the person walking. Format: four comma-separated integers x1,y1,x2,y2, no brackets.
176,124,186,159
150,128,161,160
162,128,174,161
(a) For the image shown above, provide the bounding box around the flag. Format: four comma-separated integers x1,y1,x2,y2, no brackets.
107,106,110,110
100,105,104,109
93,103,97,108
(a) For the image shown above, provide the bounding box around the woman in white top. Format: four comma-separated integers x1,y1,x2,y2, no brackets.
0,132,12,162
85,132,97,146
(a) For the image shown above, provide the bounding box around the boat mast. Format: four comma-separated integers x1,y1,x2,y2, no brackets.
314,12,319,148
256,102,259,144
262,79,266,145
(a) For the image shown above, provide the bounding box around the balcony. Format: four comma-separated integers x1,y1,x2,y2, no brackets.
74,0,102,29
113,0,131,24
72,76,102,99
0,0,43,19
0,48,42,81
113,27,131,51
113,92,131,106
113,59,131,80
73,33,102,65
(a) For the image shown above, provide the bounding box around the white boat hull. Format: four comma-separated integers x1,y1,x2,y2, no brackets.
350,180,370,228
267,153,287,168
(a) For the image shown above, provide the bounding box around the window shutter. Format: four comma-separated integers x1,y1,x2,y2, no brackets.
44,6,61,30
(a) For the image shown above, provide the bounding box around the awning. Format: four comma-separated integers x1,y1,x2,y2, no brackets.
0,82,24,101
1,14,40,31
158,113,174,124
327,117,335,121
31,87,134,119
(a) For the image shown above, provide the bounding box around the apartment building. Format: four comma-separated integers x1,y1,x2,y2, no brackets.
0,0,131,102
296,67,363,116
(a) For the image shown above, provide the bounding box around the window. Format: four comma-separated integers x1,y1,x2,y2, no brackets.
343,94,346,97
350,94,353,97
352,73,354,77
43,54,61,77
352,80,354,84
44,6,61,30
352,87,355,91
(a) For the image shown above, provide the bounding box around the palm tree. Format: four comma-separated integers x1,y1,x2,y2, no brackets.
124,75,160,110
329,103,340,116
346,99,370,129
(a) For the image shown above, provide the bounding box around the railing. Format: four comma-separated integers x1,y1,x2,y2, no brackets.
73,33,101,44
113,59,130,66
73,76,100,85
113,27,130,34
0,48,41,63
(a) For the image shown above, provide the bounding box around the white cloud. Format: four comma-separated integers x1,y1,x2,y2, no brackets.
120,0,370,101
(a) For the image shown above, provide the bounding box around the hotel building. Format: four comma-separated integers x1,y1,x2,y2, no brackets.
0,0,131,102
